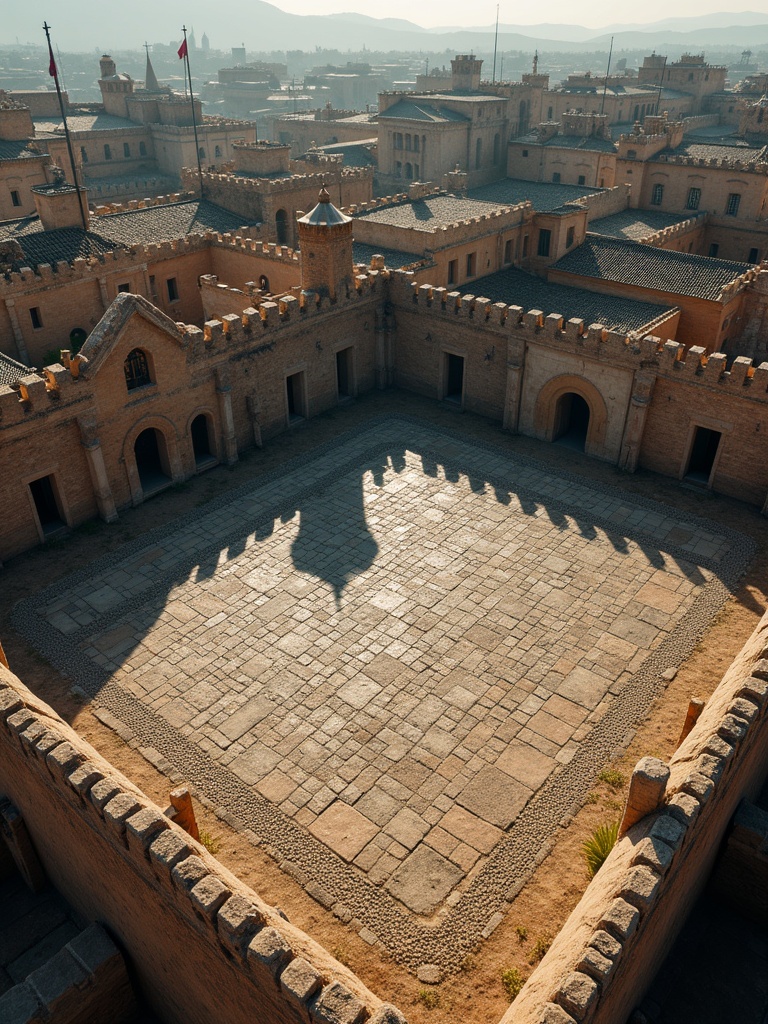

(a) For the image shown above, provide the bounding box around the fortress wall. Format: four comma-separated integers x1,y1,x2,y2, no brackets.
0,666,403,1024
506,609,768,1024
579,184,631,222
208,244,301,298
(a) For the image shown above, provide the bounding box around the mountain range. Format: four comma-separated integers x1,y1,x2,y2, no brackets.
4,3,768,54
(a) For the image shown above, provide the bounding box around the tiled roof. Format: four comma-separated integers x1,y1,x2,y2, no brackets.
468,265,674,334
540,135,617,153
378,100,468,123
317,141,376,167
589,209,690,241
0,351,32,385
553,235,754,300
352,241,423,269
0,200,252,271
467,179,603,212
663,140,768,163
32,112,138,134
0,139,45,161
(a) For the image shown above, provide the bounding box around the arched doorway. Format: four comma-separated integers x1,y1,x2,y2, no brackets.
190,414,216,469
275,209,288,245
134,428,171,494
553,393,590,451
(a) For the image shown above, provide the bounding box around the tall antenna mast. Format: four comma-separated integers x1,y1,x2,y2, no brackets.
492,4,500,84
179,26,204,191
655,55,668,116
42,22,88,231
600,36,614,117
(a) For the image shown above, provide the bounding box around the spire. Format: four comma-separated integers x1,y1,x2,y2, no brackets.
533,50,539,75
144,43,160,92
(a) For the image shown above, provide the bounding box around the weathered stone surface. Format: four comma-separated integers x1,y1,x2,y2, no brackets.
649,814,685,849
190,875,231,920
247,926,292,976
217,893,263,953
555,972,598,1021
280,956,322,1003
309,803,377,863
102,793,142,835
416,963,442,984
578,945,616,983
457,765,531,829
666,792,700,827
599,897,640,941
631,836,674,875
589,929,621,960
149,830,192,877
171,855,208,893
619,865,661,909
385,846,463,915
311,980,366,1024
537,1004,577,1024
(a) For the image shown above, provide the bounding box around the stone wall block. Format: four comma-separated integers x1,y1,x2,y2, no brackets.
67,761,105,800
190,875,232,924
102,793,142,843
216,893,264,958
148,829,193,885
171,854,209,894
125,807,169,859
310,980,366,1024
631,835,675,875
599,897,640,942
666,792,701,828
89,777,122,817
554,971,599,1021
619,865,661,910
246,926,292,982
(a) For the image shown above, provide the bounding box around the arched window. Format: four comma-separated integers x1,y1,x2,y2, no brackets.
198,146,206,159
475,138,482,169
275,209,288,245
124,348,152,390
259,274,270,291
214,145,222,158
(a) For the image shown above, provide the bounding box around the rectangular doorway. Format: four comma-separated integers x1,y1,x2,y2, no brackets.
286,371,306,423
29,475,66,537
685,426,722,484
336,347,353,401
444,353,464,405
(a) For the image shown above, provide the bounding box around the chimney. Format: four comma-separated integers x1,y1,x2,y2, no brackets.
31,181,90,231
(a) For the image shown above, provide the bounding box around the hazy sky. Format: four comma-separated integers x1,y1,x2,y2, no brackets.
274,0,768,28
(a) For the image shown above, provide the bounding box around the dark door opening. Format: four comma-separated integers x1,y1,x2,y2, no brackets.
134,428,170,494
445,353,464,403
686,426,721,484
275,209,288,246
554,393,590,451
191,414,215,467
29,475,65,536
337,348,352,400
286,372,305,421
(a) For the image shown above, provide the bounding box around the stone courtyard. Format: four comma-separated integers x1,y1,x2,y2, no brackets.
14,416,751,970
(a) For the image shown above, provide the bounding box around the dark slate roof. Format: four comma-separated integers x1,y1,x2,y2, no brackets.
91,200,251,245
469,265,674,334
32,112,138,134
378,99,468,123
352,241,423,269
0,139,45,161
553,235,754,300
353,193,512,230
540,134,617,153
0,351,33,385
0,200,252,271
589,209,690,241
317,141,376,167
663,140,768,163
467,178,603,212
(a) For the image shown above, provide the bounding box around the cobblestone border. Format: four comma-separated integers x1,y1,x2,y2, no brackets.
12,414,755,972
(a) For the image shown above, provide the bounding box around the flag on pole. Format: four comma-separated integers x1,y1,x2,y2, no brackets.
177,38,188,60
47,39,57,78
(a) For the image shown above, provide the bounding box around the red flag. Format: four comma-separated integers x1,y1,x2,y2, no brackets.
177,38,188,60
47,40,57,78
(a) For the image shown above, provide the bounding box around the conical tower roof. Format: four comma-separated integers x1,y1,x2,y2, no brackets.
298,186,351,227
144,51,160,92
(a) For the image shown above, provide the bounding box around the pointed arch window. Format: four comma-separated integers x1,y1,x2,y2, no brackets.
124,348,152,391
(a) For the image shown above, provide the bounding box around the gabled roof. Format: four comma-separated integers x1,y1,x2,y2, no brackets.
0,351,33,385
553,234,754,301
378,99,469,123
79,293,186,377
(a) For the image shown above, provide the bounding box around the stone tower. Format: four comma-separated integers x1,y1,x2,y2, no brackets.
297,187,354,301
98,55,134,118
451,54,483,92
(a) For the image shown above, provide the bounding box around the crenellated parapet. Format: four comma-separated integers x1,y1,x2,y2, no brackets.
90,192,197,215
0,360,91,428
657,340,768,395
182,165,372,197
654,153,768,172
643,213,707,248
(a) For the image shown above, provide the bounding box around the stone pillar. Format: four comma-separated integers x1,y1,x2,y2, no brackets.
375,304,389,390
619,756,670,836
618,370,656,472
246,394,263,448
77,415,118,523
98,276,110,310
3,299,31,365
502,339,526,432
215,368,238,465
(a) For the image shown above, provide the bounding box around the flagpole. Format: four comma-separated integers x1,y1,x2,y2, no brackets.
43,21,88,231
180,26,204,193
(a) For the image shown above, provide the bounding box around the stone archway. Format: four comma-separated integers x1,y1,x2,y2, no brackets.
533,375,609,458
122,415,183,506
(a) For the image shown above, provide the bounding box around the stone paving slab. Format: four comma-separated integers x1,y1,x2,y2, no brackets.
13,416,753,971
